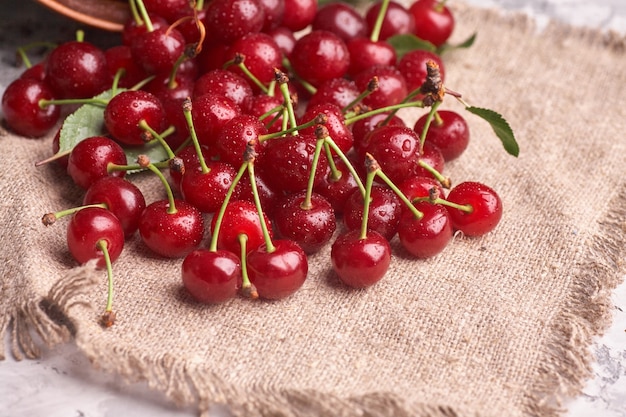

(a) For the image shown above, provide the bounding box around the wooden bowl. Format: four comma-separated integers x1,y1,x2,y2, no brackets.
35,0,130,32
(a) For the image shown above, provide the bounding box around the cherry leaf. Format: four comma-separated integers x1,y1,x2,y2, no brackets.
465,106,519,157
123,141,170,174
387,34,437,59
437,32,477,54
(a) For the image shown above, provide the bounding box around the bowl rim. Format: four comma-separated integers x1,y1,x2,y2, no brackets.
35,0,129,32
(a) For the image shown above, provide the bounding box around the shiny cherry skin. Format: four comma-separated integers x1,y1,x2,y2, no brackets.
83,176,147,239
290,30,350,88
1,77,60,138
343,185,402,241
351,112,406,156
314,157,361,214
236,170,281,217
397,175,445,215
104,90,167,146
354,65,408,109
408,0,455,47
122,14,169,47
180,161,240,214
215,113,268,167
307,77,359,110
346,38,396,77
281,0,317,32
258,0,285,31
446,181,503,237
45,40,110,99
191,93,242,148
331,229,391,289
365,0,416,40
193,69,253,109
225,32,283,87
181,249,241,304
414,141,446,180
67,136,127,190
130,27,186,76
241,93,284,133
210,200,273,255
204,0,265,45
138,199,204,258
273,191,336,254
104,45,149,89
398,201,453,259
414,110,470,161
66,207,125,269
397,49,446,93
300,102,353,153
266,26,296,57
144,0,192,23
247,239,308,300
312,2,366,42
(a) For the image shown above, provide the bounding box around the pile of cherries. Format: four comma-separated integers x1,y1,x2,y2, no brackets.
2,0,505,325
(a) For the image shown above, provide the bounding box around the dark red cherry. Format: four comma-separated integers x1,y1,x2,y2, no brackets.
130,27,186,75
1,77,60,138
408,0,455,47
83,176,147,239
290,30,350,88
169,144,218,190
398,201,453,259
445,181,503,237
122,15,169,47
266,26,296,57
67,136,127,190
331,229,391,289
397,175,445,214
215,114,268,167
360,124,420,184
105,45,149,89
204,0,265,44
354,65,408,109
236,170,280,216
415,141,445,180
281,0,317,32
307,77,359,110
242,93,285,133
346,38,396,77
343,185,402,241
144,0,193,23
300,102,353,153
314,157,361,214
181,249,240,304
247,239,308,300
138,199,204,258
191,93,242,148
180,161,240,214
104,90,167,146
193,69,253,109
45,40,110,99
273,191,336,254
211,200,273,255
397,49,445,93
414,110,470,161
258,0,285,31
66,207,125,268
312,2,366,42
365,0,416,40
351,112,406,156
225,32,284,87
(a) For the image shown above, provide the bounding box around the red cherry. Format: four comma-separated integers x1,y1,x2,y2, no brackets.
343,185,402,241
446,181,503,237
191,93,242,148
312,2,366,42
331,229,391,288
307,77,359,110
281,0,317,32
67,136,127,190
290,30,350,88
408,0,455,47
104,90,167,146
193,69,253,109
258,0,285,31
397,49,445,93
351,112,406,156
397,175,445,215
138,199,204,258
104,45,149,89
180,162,240,214
83,176,147,239
300,102,353,153
204,0,265,45
414,110,470,161
66,207,125,268
225,32,284,87
247,239,308,300
398,201,453,259
122,15,169,47
354,65,408,109
130,27,186,75
181,249,240,304
210,200,273,255
346,38,396,77
273,191,336,254
215,114,268,167
143,0,193,23
266,26,296,57
365,0,416,40
1,77,60,138
314,156,361,214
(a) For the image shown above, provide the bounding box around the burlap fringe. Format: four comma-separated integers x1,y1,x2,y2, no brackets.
0,261,100,361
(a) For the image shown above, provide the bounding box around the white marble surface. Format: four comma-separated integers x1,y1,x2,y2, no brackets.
1,1,625,416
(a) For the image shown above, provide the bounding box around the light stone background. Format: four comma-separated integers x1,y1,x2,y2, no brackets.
1,0,625,416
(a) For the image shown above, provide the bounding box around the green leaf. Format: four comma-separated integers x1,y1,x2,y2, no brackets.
387,34,437,59
123,141,171,174
437,32,477,54
465,106,519,157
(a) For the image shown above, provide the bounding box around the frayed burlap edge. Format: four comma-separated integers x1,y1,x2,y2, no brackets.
2,6,626,417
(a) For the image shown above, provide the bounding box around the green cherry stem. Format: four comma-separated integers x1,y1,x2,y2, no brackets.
247,159,275,253
140,155,178,214
134,0,154,31
238,234,259,299
41,203,108,226
323,135,366,197
128,0,142,25
224,54,269,94
367,154,424,220
301,127,326,210
138,120,176,159
370,0,390,43
96,239,116,328
344,100,425,126
418,159,451,189
342,77,378,114
360,156,378,240
275,69,299,133
258,113,325,142
418,100,442,152
430,197,473,213
182,97,211,174
15,42,57,68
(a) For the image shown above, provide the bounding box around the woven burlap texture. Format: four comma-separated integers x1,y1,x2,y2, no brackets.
1,3,625,417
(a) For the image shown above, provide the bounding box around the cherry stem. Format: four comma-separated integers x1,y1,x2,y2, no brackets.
280,57,317,95
223,54,268,94
258,114,320,142
134,0,154,31
129,0,142,25
35,149,72,167
275,69,299,134
96,239,116,327
373,166,424,220
423,196,473,213
39,97,108,109
418,159,451,189
238,234,259,299
343,77,378,113
323,143,341,181
15,42,56,68
209,160,249,252
301,135,325,210
247,161,275,253
344,100,424,126
323,136,366,197
75,30,85,43
143,158,178,214
42,203,108,226
182,97,211,174
360,157,377,240
138,120,176,159
418,100,442,152
370,0,390,42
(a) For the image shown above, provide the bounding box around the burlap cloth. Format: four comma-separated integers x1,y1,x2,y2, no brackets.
1,3,625,417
